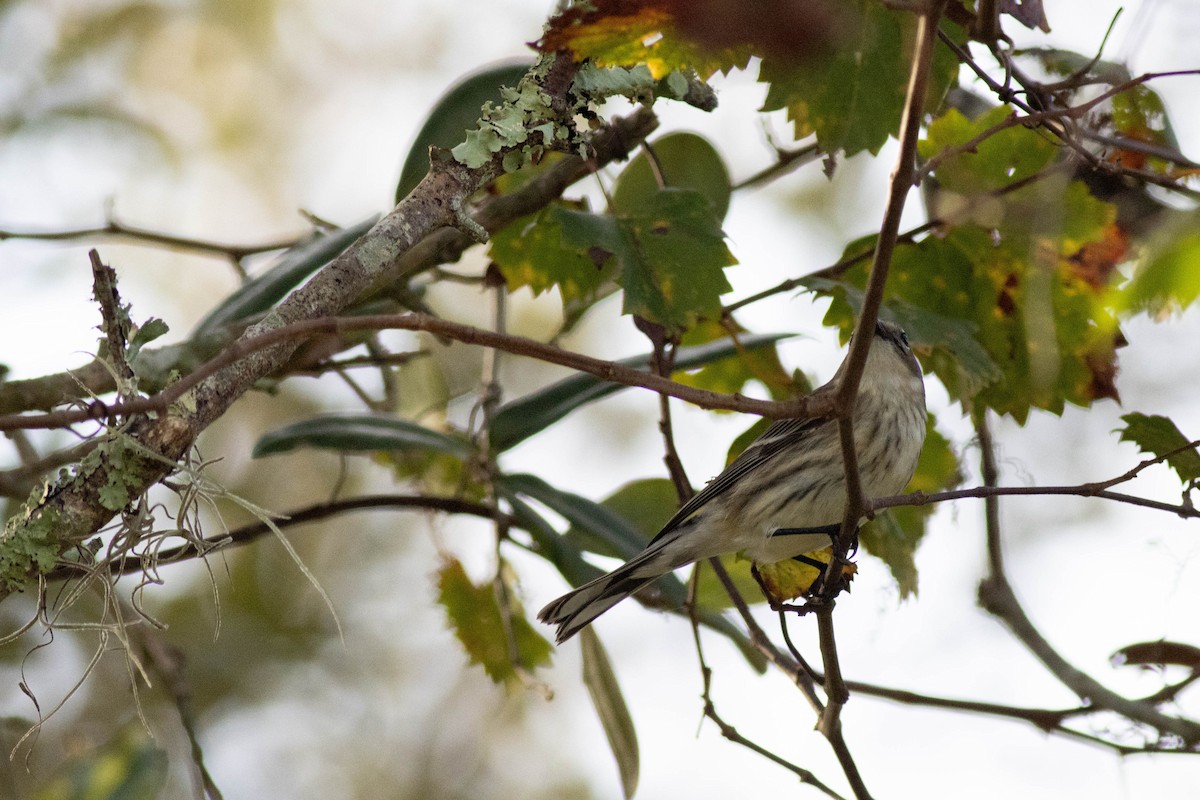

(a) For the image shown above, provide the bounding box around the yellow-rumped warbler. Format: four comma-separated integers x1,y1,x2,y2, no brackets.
539,320,927,643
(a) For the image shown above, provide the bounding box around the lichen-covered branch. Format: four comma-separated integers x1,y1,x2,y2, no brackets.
0,52,679,601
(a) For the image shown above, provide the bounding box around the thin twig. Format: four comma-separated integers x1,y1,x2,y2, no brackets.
0,312,833,432
919,69,1200,180
973,412,1200,745
0,218,301,260
130,613,225,800
872,482,1200,521
47,494,522,581
732,142,823,191
814,10,949,790
689,571,845,799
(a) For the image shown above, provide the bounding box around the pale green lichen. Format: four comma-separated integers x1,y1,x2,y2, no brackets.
572,62,655,99
0,431,147,591
451,75,566,170
450,57,693,175
1,483,64,591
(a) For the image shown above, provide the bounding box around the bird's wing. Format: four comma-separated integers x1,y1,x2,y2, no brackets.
646,416,828,547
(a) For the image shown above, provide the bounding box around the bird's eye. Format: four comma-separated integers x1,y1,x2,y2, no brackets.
900,331,910,347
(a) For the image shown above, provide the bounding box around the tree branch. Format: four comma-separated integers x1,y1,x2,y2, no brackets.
0,51,624,600
0,217,302,260
815,6,949,785
0,107,660,420
0,312,832,433
973,412,1200,746
48,494,521,581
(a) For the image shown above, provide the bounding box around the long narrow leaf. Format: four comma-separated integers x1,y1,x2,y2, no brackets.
491,332,790,451
500,474,766,671
500,490,603,588
195,216,378,338
580,628,639,800
499,473,649,560
253,413,474,458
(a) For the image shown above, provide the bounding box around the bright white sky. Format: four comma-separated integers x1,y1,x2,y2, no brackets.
2,1,1200,798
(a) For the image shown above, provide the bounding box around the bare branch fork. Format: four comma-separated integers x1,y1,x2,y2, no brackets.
973,413,1200,746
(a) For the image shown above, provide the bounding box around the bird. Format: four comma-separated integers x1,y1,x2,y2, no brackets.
538,319,927,643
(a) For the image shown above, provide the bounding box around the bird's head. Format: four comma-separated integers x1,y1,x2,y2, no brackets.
864,319,924,396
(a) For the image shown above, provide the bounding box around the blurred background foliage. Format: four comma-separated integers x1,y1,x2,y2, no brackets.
1,1,1200,799
1,1,595,798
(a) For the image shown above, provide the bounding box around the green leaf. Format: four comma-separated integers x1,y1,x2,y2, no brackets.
501,491,605,588
674,318,800,400
396,61,532,202
1118,412,1200,485
1116,215,1200,316
760,7,961,157
493,187,737,334
806,276,1002,400
580,627,640,800
814,208,1121,422
490,201,617,307
556,188,736,334
252,413,474,459
858,414,962,597
563,477,676,558
920,105,1057,197
436,557,553,685
612,132,732,221
194,217,378,338
539,5,751,79
490,332,788,451
500,473,653,563
33,725,167,800
1110,85,1178,160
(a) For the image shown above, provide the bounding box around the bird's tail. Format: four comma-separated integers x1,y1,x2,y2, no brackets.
538,532,690,644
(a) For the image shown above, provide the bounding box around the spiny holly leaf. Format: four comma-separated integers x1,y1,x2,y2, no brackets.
1118,413,1200,486
490,201,616,307
539,2,752,79
555,188,736,335
760,4,962,157
859,414,961,598
816,196,1121,422
436,557,553,686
